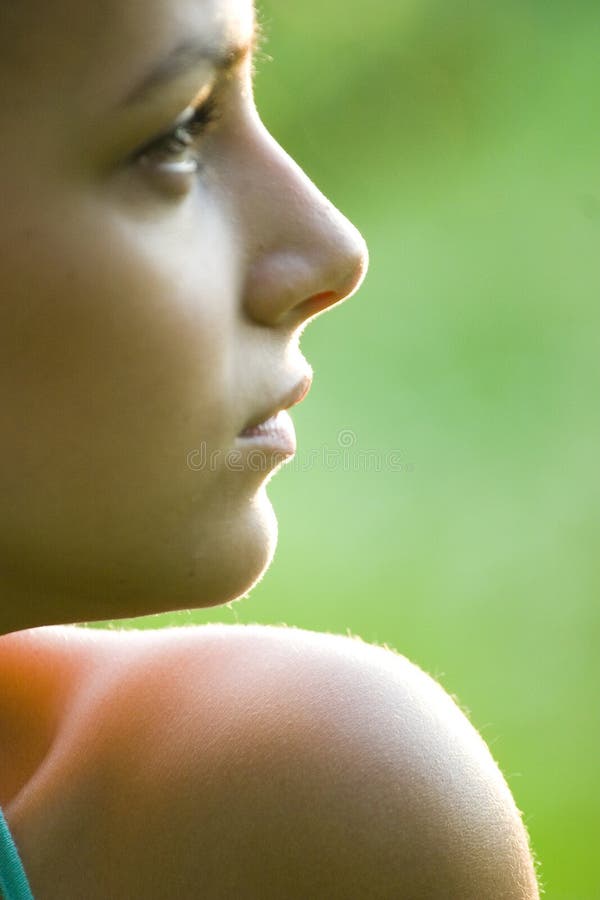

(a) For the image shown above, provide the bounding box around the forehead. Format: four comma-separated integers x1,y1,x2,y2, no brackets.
110,0,255,59
1,0,254,108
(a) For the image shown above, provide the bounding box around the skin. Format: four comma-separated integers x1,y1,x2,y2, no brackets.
1,624,540,898
0,0,539,896
0,0,367,633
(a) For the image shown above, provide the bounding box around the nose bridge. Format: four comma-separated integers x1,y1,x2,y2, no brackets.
236,121,369,326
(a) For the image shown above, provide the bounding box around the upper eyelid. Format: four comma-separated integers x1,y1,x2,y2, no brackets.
133,83,218,152
127,26,264,168
133,91,225,172
132,20,265,149
132,109,193,157
154,67,235,137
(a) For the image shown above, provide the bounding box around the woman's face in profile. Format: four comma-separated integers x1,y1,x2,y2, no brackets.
0,0,367,630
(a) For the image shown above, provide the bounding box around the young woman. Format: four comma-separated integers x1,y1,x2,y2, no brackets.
0,0,539,896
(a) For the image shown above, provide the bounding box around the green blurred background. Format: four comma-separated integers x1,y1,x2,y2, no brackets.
92,2,600,896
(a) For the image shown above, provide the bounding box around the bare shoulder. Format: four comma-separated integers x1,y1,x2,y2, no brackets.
157,624,538,900
8,624,539,898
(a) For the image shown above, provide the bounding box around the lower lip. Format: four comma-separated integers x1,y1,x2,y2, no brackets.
237,410,297,460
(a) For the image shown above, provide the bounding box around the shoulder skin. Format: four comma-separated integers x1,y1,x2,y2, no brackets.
7,624,540,899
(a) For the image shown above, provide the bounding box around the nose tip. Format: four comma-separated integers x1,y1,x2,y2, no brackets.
340,232,370,300
244,228,369,328
297,235,369,321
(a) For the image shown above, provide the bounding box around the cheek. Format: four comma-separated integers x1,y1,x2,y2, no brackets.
0,194,239,538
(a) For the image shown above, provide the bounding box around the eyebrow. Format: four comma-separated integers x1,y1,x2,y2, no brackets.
120,19,262,109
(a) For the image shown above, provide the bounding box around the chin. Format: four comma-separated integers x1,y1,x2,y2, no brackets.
121,486,280,618
198,490,279,608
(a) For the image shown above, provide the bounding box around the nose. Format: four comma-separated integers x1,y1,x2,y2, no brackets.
238,122,369,329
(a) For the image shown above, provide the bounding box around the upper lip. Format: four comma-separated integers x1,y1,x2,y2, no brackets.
240,370,313,433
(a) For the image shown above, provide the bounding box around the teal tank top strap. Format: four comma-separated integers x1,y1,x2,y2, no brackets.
0,807,35,900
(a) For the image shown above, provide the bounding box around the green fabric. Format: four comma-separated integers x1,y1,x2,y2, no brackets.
0,808,34,900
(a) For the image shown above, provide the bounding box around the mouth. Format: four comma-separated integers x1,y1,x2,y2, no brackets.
239,371,313,437
236,370,313,461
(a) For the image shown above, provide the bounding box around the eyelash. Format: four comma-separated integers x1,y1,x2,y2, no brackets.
138,96,221,170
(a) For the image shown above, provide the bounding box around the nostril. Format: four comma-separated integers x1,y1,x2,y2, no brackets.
293,241,369,325
298,291,340,319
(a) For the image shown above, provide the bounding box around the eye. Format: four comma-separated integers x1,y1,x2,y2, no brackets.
135,96,221,177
